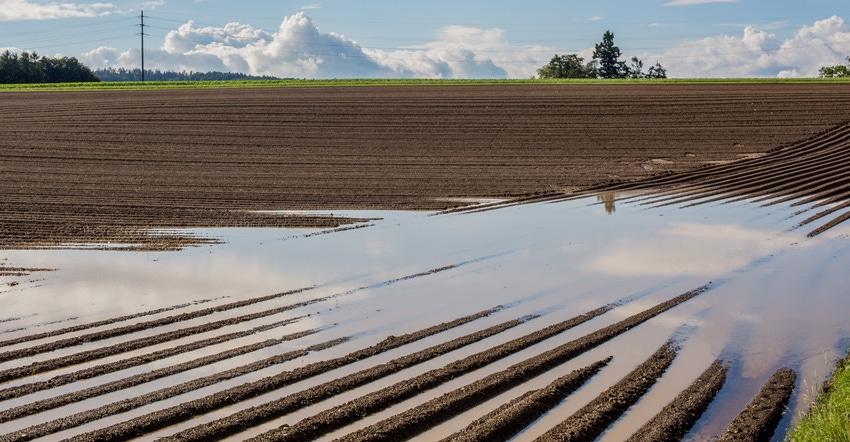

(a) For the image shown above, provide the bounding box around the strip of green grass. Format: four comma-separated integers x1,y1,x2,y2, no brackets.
2,77,849,92
1,78,532,91
787,355,850,441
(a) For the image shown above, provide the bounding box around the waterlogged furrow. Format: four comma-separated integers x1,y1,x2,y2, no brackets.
37,307,502,442
0,293,323,383
163,313,545,441
535,341,679,442
626,360,729,442
0,286,314,356
0,297,223,346
0,339,338,442
586,122,850,237
0,277,791,440
0,261,472,387
441,358,612,442
717,368,797,442
255,286,708,442
0,325,317,421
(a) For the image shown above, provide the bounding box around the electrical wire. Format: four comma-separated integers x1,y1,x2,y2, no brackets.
1,11,847,66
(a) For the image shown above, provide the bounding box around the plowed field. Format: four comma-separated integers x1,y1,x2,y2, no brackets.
2,83,850,441
3,83,850,249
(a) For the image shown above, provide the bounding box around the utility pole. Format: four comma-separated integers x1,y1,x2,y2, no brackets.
139,11,146,81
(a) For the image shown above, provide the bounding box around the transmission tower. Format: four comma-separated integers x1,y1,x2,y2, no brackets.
139,11,146,81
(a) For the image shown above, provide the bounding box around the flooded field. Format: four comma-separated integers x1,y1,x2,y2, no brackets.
2,188,848,441
2,83,850,441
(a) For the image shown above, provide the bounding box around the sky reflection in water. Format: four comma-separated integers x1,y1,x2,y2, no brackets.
1,193,848,440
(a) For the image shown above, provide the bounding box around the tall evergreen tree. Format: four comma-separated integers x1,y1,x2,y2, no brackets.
593,30,627,79
536,31,667,79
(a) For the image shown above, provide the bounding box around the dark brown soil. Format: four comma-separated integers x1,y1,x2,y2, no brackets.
626,359,729,442
440,358,612,442
3,83,850,249
1,307,503,442
0,277,793,442
535,341,679,442
235,287,705,442
2,83,841,441
0,286,313,368
0,318,310,408
718,368,797,442
585,121,850,236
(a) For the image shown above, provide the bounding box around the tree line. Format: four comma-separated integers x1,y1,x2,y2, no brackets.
819,56,850,77
537,31,666,79
93,67,282,82
0,51,283,84
0,50,99,83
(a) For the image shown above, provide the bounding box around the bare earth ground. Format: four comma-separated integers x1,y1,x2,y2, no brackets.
3,83,850,249
1,83,850,441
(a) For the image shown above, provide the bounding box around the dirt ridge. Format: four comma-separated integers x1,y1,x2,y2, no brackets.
717,368,797,442
535,341,679,442
626,359,729,442
4,84,850,250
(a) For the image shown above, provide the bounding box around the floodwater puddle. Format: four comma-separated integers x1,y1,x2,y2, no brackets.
1,192,848,441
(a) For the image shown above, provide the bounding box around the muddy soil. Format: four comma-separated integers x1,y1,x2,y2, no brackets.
3,83,850,249
626,360,729,442
2,84,847,441
717,368,797,442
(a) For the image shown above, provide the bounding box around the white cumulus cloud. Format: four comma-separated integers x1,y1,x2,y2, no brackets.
80,12,550,79
84,13,401,78
650,16,850,77
78,12,850,79
0,0,116,21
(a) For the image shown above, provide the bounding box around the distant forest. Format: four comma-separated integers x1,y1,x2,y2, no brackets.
0,51,99,83
94,68,282,82
0,51,283,84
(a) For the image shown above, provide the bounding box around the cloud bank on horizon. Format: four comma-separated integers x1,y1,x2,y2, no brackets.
2,0,849,79
79,13,528,79
75,12,850,79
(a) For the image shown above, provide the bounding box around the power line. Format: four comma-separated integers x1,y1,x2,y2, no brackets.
3,11,847,74
139,11,146,81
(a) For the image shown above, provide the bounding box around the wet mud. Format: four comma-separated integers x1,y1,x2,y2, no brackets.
626,359,729,442
3,83,847,440
718,368,797,442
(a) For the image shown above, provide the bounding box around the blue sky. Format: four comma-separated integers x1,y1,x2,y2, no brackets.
1,0,849,78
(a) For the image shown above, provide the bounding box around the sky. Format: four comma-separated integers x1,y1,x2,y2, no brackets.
1,0,849,78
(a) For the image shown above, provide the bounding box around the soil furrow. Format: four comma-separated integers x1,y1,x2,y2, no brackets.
534,341,679,442
625,359,729,442
0,340,335,442
439,357,612,442
0,261,469,383
48,307,502,442
806,209,850,237
0,295,323,383
255,286,707,442
798,199,850,228
583,122,850,195
593,122,850,210
0,286,313,351
4,84,850,250
163,313,547,441
717,368,797,442
0,321,313,416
